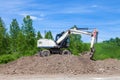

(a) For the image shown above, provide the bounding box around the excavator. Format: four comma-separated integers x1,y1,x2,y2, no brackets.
37,27,98,58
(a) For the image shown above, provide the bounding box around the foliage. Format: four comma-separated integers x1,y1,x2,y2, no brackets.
94,43,120,60
10,19,20,38
10,19,20,52
45,31,53,39
69,34,82,55
0,17,8,55
0,53,20,64
93,38,120,60
37,31,42,40
68,25,89,55
69,34,89,55
16,31,27,53
103,37,120,46
0,15,39,64
22,15,36,50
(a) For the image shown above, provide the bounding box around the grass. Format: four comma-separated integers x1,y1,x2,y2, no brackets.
0,49,37,64
0,53,20,64
93,43,120,60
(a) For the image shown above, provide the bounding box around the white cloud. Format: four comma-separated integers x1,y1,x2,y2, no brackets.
20,13,44,21
20,13,28,17
30,16,38,20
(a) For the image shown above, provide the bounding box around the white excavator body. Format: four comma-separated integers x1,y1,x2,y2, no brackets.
37,27,98,57
37,39,57,48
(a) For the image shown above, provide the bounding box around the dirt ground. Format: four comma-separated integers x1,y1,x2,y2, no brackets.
0,53,120,75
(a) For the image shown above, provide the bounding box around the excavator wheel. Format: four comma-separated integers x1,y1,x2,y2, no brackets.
62,50,71,55
40,50,50,57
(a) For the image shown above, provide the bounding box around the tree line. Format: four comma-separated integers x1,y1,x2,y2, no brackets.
103,37,120,46
0,15,54,55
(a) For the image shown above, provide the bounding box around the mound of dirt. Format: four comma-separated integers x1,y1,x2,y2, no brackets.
0,54,120,75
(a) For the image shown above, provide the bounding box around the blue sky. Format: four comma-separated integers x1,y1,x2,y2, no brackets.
0,0,120,42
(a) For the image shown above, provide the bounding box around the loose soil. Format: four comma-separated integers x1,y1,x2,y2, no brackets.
0,53,120,75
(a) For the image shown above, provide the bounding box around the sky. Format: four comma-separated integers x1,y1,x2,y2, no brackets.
0,0,120,42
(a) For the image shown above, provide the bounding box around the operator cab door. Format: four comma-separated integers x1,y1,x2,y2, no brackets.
55,32,70,48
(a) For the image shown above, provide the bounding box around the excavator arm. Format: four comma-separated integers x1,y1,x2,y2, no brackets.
56,27,98,53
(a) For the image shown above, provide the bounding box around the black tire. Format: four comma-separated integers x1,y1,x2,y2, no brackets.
62,50,71,55
40,50,50,57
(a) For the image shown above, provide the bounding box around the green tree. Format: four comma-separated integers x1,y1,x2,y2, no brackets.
22,15,36,51
115,37,120,46
10,19,20,52
10,19,20,38
0,17,7,54
69,34,83,55
4,33,11,54
37,31,42,40
69,25,89,55
16,31,26,54
45,31,53,39
22,15,35,36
